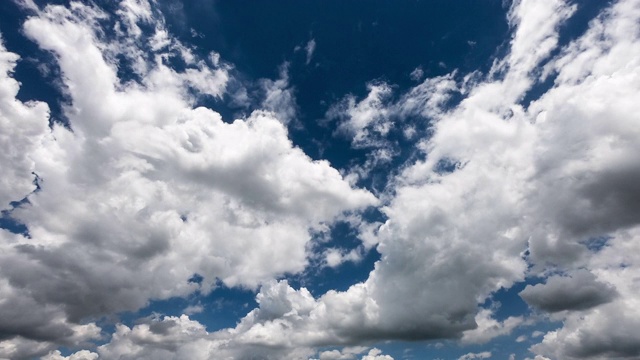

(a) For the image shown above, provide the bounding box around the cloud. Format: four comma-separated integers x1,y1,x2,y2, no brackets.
41,350,98,360
182,304,204,316
458,351,492,360
324,247,364,268
360,348,394,360
259,62,297,124
395,73,457,120
2,0,640,358
55,0,610,355
409,67,423,82
306,39,316,65
0,1,375,357
519,270,617,312
328,82,393,148
531,229,640,359
94,315,218,360
317,346,368,360
460,309,524,345
0,37,50,211
320,0,640,355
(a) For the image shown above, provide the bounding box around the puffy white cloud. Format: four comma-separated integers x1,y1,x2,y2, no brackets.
41,350,98,360
0,37,49,210
3,0,640,358
460,309,524,345
95,315,217,360
107,0,637,355
0,1,376,357
317,346,368,360
360,348,393,360
513,0,640,356
458,351,492,360
311,0,640,355
324,247,364,268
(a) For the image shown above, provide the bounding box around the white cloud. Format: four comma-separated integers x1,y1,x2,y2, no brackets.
458,351,492,360
409,67,424,82
0,37,50,211
306,38,317,65
395,73,457,120
324,247,363,268
2,0,640,358
259,62,297,124
460,309,524,345
317,346,368,360
328,82,393,148
250,0,640,355
360,348,394,360
182,304,204,316
95,315,217,360
82,0,630,356
41,350,98,360
0,1,376,357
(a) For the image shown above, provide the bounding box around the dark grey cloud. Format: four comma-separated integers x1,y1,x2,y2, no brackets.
519,270,617,312
568,334,640,359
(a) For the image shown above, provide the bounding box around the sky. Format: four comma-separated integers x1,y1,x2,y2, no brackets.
0,0,639,359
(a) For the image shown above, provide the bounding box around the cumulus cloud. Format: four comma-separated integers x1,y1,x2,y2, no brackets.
531,228,640,359
0,37,49,211
2,0,640,358
519,270,618,312
0,1,375,357
458,352,492,360
460,309,524,345
41,350,98,360
320,0,640,356
316,346,369,360
360,348,394,360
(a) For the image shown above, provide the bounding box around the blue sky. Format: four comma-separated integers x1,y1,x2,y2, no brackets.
1,0,640,359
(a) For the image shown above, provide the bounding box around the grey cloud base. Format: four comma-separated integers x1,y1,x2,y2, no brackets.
519,270,617,313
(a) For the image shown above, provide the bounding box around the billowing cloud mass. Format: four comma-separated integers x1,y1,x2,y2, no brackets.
0,2,375,359
1,0,640,359
0,36,49,210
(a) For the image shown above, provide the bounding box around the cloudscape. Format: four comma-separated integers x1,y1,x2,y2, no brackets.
1,0,639,359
